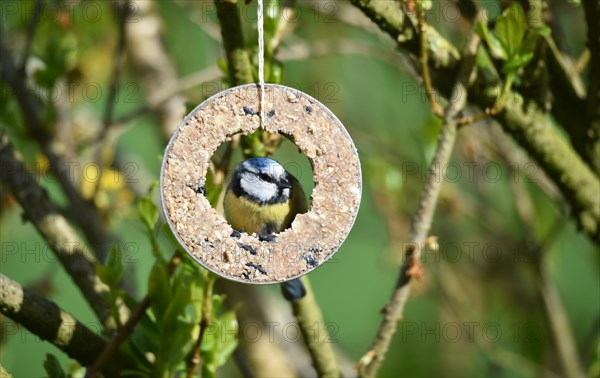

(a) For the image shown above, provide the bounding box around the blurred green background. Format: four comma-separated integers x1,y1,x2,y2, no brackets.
1,0,598,377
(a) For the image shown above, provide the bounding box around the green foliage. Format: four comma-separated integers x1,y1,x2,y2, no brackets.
476,3,551,107
495,4,527,59
114,185,238,377
138,183,161,259
138,183,159,234
97,246,126,328
477,3,550,73
147,259,201,376
241,130,267,158
201,304,238,378
43,354,66,378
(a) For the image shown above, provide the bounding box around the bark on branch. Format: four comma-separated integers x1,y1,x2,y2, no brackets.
489,94,600,242
582,0,600,173
215,0,254,86
349,0,600,244
0,131,113,329
0,43,110,261
0,274,121,375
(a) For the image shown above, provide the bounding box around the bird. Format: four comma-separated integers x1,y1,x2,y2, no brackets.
224,157,308,238
224,157,309,300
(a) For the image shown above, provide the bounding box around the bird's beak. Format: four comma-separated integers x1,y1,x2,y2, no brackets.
280,178,292,188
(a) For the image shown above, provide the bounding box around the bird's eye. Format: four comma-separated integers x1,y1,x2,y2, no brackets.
258,173,270,181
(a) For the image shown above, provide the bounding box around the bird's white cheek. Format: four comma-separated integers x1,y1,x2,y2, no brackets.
241,177,277,202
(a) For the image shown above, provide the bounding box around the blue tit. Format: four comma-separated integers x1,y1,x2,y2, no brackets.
224,157,308,237
224,157,309,300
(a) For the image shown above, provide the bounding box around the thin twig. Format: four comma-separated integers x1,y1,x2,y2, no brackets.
416,1,442,116
85,296,150,378
0,274,123,375
350,0,600,244
116,35,416,127
573,48,590,75
357,21,482,378
0,131,113,329
186,273,216,378
86,251,183,378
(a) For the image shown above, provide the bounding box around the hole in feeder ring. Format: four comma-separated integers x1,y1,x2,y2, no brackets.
160,84,362,284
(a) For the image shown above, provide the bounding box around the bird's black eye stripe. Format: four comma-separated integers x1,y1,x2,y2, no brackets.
258,173,272,182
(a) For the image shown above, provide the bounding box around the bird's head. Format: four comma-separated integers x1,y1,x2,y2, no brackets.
230,157,293,204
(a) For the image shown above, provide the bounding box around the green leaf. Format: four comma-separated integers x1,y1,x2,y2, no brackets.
503,52,535,74
43,354,66,378
106,246,124,286
495,3,527,58
138,183,158,231
162,275,195,331
520,26,551,57
138,196,158,231
213,311,238,366
156,276,198,375
148,261,171,322
475,20,508,60
475,46,500,82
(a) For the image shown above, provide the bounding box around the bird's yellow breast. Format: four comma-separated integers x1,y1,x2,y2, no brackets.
223,182,307,235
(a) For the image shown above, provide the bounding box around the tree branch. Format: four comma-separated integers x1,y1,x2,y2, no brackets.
582,0,600,173
358,22,481,378
348,0,460,69
0,131,113,330
0,274,121,375
214,0,254,85
85,251,182,378
488,94,600,243
0,42,111,261
349,0,600,244
290,277,340,377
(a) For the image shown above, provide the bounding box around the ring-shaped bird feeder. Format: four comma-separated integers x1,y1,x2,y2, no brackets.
161,84,361,283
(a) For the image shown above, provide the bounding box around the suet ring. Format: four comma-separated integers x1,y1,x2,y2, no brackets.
160,84,361,283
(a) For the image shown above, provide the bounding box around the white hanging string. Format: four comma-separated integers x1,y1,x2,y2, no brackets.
257,0,265,127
